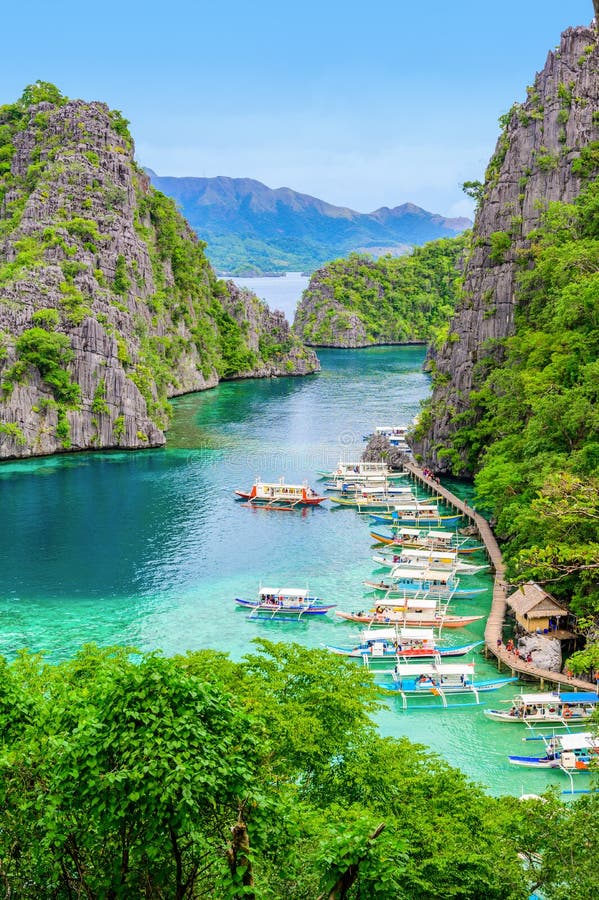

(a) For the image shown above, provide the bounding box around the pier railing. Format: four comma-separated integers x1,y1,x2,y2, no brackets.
402,462,593,692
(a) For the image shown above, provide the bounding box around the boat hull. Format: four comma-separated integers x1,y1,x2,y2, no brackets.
334,610,484,628
235,597,335,615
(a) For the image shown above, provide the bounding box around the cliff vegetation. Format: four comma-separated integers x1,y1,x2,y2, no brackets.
0,83,318,459
293,235,468,347
411,23,599,667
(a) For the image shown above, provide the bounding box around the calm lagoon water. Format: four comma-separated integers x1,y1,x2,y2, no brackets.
231,271,309,322
0,347,585,796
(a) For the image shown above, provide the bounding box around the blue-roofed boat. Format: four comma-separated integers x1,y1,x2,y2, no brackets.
484,691,599,724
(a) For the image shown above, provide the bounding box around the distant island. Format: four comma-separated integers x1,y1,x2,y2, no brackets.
146,171,471,275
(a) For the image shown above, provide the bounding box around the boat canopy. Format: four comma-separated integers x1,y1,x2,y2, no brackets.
396,527,424,537
259,587,310,598
389,566,456,583
360,627,435,642
392,505,439,514
393,662,475,677
558,733,599,751
558,691,599,704
425,530,456,540
397,548,456,561
374,597,439,611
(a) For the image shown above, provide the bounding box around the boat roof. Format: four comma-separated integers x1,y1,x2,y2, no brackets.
558,733,599,751
389,566,455,582
361,627,435,642
399,548,457,560
259,587,310,597
393,662,474,676
514,691,599,705
559,691,599,703
392,505,439,513
424,531,455,539
373,597,439,611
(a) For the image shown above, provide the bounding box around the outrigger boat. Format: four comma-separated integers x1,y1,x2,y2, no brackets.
377,661,516,705
324,481,414,495
509,732,599,770
362,426,410,445
326,626,482,663
484,691,599,725
364,567,488,600
372,547,489,575
335,599,484,629
370,506,463,527
330,494,433,513
318,461,406,482
369,526,484,555
234,477,326,508
235,587,335,618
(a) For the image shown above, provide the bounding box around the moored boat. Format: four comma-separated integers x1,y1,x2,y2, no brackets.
372,548,489,575
318,461,406,482
364,567,487,600
326,626,482,662
235,587,336,617
484,691,599,724
508,732,599,770
377,661,516,703
335,601,484,629
234,477,326,508
369,526,484,555
370,508,463,527
330,494,431,512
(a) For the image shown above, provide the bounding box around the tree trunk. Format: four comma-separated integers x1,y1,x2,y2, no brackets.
226,806,255,900
319,823,386,900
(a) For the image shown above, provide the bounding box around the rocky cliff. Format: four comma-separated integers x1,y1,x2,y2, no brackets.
412,23,599,471
0,84,318,459
293,237,466,347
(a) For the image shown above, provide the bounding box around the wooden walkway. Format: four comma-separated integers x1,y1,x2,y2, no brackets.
403,462,593,692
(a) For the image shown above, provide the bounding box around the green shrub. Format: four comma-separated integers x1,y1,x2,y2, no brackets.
31,308,59,331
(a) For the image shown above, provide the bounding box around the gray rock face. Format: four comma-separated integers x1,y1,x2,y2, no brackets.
0,94,318,459
518,635,562,673
413,24,599,471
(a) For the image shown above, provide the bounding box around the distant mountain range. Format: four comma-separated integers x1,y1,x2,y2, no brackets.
145,171,471,275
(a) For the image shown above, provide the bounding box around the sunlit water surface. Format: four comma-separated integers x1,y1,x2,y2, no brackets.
0,347,587,797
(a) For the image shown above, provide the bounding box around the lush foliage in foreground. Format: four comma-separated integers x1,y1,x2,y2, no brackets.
294,236,467,345
1,643,598,899
424,178,599,666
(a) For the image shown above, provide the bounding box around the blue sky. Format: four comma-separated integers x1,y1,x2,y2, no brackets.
1,0,593,217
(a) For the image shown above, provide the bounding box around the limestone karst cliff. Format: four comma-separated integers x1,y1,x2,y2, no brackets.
0,84,318,459
412,23,599,471
293,237,467,347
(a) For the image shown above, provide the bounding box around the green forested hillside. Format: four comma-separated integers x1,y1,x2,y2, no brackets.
418,174,599,667
1,642,596,899
293,235,468,346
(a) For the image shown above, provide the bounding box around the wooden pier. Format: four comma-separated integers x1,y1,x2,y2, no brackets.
403,462,593,692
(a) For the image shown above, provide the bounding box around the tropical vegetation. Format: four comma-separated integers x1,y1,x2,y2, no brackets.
294,236,468,345
1,641,597,899
417,175,599,671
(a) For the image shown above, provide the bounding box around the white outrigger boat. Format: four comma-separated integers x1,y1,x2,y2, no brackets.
509,732,599,770
235,587,336,619
364,567,488,600
335,598,484,629
324,481,414,496
370,526,485,556
330,494,433,513
484,691,599,725
372,547,489,575
326,626,482,663
318,461,406,482
363,425,410,444
377,661,516,707
234,477,326,508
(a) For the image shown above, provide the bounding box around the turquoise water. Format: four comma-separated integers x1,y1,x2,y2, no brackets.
0,347,589,797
